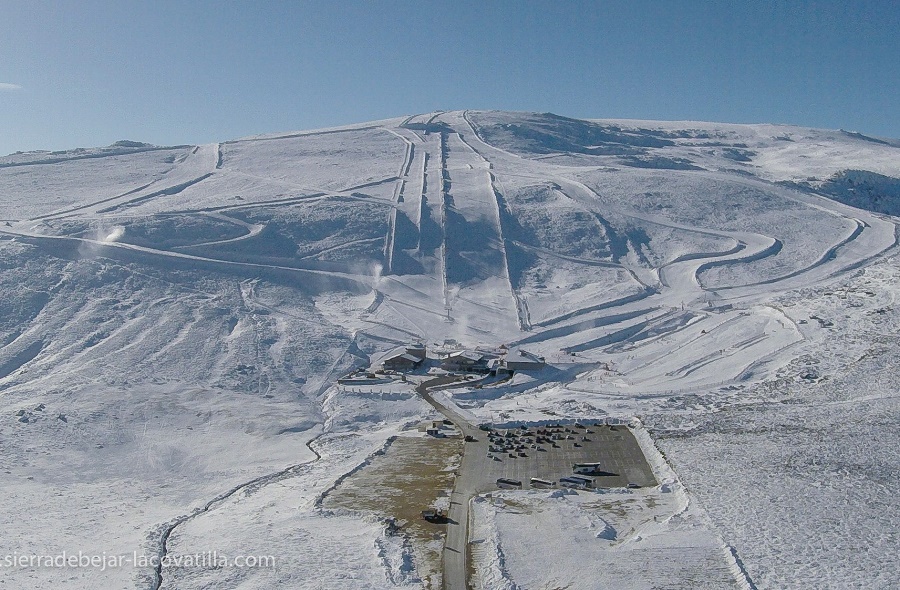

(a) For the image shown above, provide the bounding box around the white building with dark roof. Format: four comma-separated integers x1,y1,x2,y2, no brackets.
503,347,545,371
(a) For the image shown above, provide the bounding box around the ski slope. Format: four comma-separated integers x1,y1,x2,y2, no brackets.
1,111,899,589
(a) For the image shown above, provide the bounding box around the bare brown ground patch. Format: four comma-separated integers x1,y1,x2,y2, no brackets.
324,436,462,588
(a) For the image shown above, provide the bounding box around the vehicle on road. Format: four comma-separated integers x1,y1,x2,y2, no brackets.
573,462,604,474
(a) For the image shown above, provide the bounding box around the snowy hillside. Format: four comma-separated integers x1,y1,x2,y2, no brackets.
1,110,898,589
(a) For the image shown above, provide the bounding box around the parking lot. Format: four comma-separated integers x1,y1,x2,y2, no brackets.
466,423,657,492
416,382,661,590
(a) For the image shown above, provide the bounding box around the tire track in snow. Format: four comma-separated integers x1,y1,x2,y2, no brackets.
29,179,162,221
96,174,215,213
299,237,385,261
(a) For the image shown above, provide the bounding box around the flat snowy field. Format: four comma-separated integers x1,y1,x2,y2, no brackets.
1,110,898,588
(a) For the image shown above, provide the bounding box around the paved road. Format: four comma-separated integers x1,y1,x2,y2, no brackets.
416,378,480,590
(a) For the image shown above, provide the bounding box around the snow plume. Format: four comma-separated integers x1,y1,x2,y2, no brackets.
102,226,125,243
371,262,383,282
77,225,126,258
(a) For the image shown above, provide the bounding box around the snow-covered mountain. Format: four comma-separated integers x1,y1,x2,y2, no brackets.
1,111,898,589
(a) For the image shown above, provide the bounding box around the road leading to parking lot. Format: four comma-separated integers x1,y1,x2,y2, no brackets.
416,377,481,590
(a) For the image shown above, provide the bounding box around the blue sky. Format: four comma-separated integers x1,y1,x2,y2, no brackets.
2,0,898,156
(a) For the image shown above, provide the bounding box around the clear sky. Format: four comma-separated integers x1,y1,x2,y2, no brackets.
2,0,898,156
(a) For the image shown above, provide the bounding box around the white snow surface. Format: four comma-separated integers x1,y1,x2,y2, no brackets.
1,110,898,589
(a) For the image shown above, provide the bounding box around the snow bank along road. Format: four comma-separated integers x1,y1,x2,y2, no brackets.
1,110,899,588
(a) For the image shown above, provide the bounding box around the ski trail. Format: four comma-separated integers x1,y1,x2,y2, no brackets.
300,237,384,261
381,127,428,275
439,132,450,310
623,313,744,374
460,109,524,161
428,118,520,330
78,144,220,215
381,128,417,274
509,239,639,272
171,212,266,250
531,288,657,329
459,101,847,311
222,123,384,146
510,306,660,348
454,128,528,330
712,219,866,291
416,149,430,252
401,111,445,141
153,192,328,215
384,204,397,273
0,226,374,290
381,127,416,180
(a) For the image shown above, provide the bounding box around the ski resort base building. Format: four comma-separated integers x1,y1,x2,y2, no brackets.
382,353,422,372
381,344,427,371
440,350,489,372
